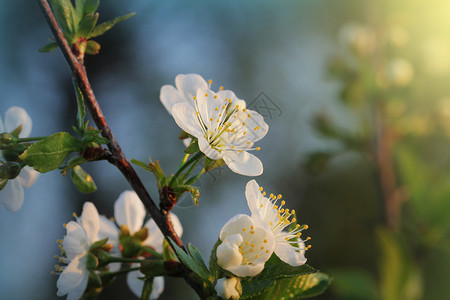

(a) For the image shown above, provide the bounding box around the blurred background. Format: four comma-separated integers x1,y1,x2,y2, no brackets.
1,0,450,299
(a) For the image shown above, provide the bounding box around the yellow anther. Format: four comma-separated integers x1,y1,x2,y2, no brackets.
193,96,197,100
205,93,209,97
269,222,273,226
261,246,264,250
256,147,261,151
278,194,282,199
245,241,250,245
259,187,263,191
292,218,297,223
270,193,274,198
296,224,300,228
285,237,290,241
243,108,247,112
72,212,77,218
251,243,255,247
306,237,311,241
266,250,270,253
239,150,242,153
231,128,236,133
250,226,254,230
215,107,219,111
210,118,214,121
208,79,213,85
285,209,290,213
260,204,264,208
255,255,259,258
222,105,226,109
307,245,312,249
250,249,254,252
214,95,217,99
242,228,247,232
273,205,278,209
220,86,224,90
263,239,268,243
291,210,296,214
304,225,309,230
254,126,260,130
281,200,286,205
242,251,245,255
243,132,247,135
242,122,246,126
248,114,251,118
236,105,240,109
263,192,266,196
250,230,254,234
229,99,232,103
247,141,251,144
232,146,235,149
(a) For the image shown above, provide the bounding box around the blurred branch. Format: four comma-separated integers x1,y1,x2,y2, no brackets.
37,0,204,297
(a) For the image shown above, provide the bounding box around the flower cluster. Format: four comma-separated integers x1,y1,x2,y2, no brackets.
216,180,310,278
55,191,182,300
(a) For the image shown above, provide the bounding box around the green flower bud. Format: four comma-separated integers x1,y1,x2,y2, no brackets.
0,162,21,179
2,143,27,161
140,259,165,277
0,133,15,150
86,253,99,270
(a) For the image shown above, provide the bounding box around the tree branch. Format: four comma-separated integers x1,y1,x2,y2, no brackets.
37,1,205,298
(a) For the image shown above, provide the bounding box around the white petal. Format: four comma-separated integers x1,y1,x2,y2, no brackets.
17,166,39,188
217,90,246,110
215,277,240,300
114,190,146,234
64,221,90,260
198,135,222,160
98,215,120,247
0,179,24,211
182,137,192,147
217,234,244,270
238,109,268,143
245,180,262,215
144,213,182,252
172,103,203,138
219,214,254,241
160,85,185,114
195,89,223,128
127,271,165,300
274,242,307,266
78,202,100,244
175,74,208,100
4,106,32,138
57,255,88,299
227,263,265,277
222,151,263,176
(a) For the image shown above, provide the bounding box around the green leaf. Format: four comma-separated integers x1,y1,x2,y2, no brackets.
72,80,86,131
141,277,154,300
132,158,167,188
188,243,210,278
185,139,200,154
87,13,136,39
0,178,7,191
39,42,59,53
75,0,100,20
172,185,200,206
77,13,99,37
82,129,109,145
19,132,81,173
168,239,210,282
204,157,225,172
209,239,221,281
49,0,78,37
162,239,178,261
71,165,97,193
257,272,331,299
241,255,317,298
85,40,101,55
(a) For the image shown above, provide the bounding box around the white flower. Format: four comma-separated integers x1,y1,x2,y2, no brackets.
57,202,101,300
215,277,241,300
0,107,39,211
170,86,268,176
245,180,309,266
112,190,183,298
217,214,274,277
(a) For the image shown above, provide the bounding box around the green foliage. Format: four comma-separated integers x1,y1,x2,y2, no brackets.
141,278,155,300
162,239,178,261
204,157,225,172
255,272,331,300
168,239,211,284
49,0,77,41
85,40,100,55
87,13,135,39
185,139,200,154
73,80,86,132
132,158,167,189
71,165,97,193
209,239,221,282
19,132,81,173
39,42,59,53
241,254,317,298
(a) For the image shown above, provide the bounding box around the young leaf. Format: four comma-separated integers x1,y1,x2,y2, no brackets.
163,239,178,261
85,40,101,55
168,239,210,282
71,165,97,193
19,132,81,173
187,243,210,278
49,0,78,37
39,42,59,53
75,0,100,20
257,272,331,299
204,157,225,172
73,80,86,131
77,13,99,38
185,139,200,154
87,13,136,38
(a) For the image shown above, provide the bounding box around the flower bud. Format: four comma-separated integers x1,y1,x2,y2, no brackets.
2,143,27,161
215,277,242,300
86,253,99,270
0,162,21,179
0,133,15,150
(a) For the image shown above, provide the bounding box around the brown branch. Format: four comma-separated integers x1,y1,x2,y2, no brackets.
37,1,205,298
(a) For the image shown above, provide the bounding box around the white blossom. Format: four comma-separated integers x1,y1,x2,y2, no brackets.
0,107,38,211
215,277,241,300
246,180,309,266
56,202,101,300
217,214,274,277
170,85,268,176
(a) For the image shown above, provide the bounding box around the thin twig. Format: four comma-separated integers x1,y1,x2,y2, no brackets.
37,1,204,298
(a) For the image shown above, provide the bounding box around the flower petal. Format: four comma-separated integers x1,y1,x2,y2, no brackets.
219,214,254,241
160,85,185,114
198,135,222,160
245,180,262,215
64,221,90,260
17,166,39,188
274,242,307,266
172,103,204,138
0,179,24,212
217,233,244,270
98,215,120,247
127,270,165,300
144,213,182,252
175,74,208,100
4,106,32,138
222,151,263,176
57,255,88,299
78,202,100,244
114,190,146,234
227,263,265,277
